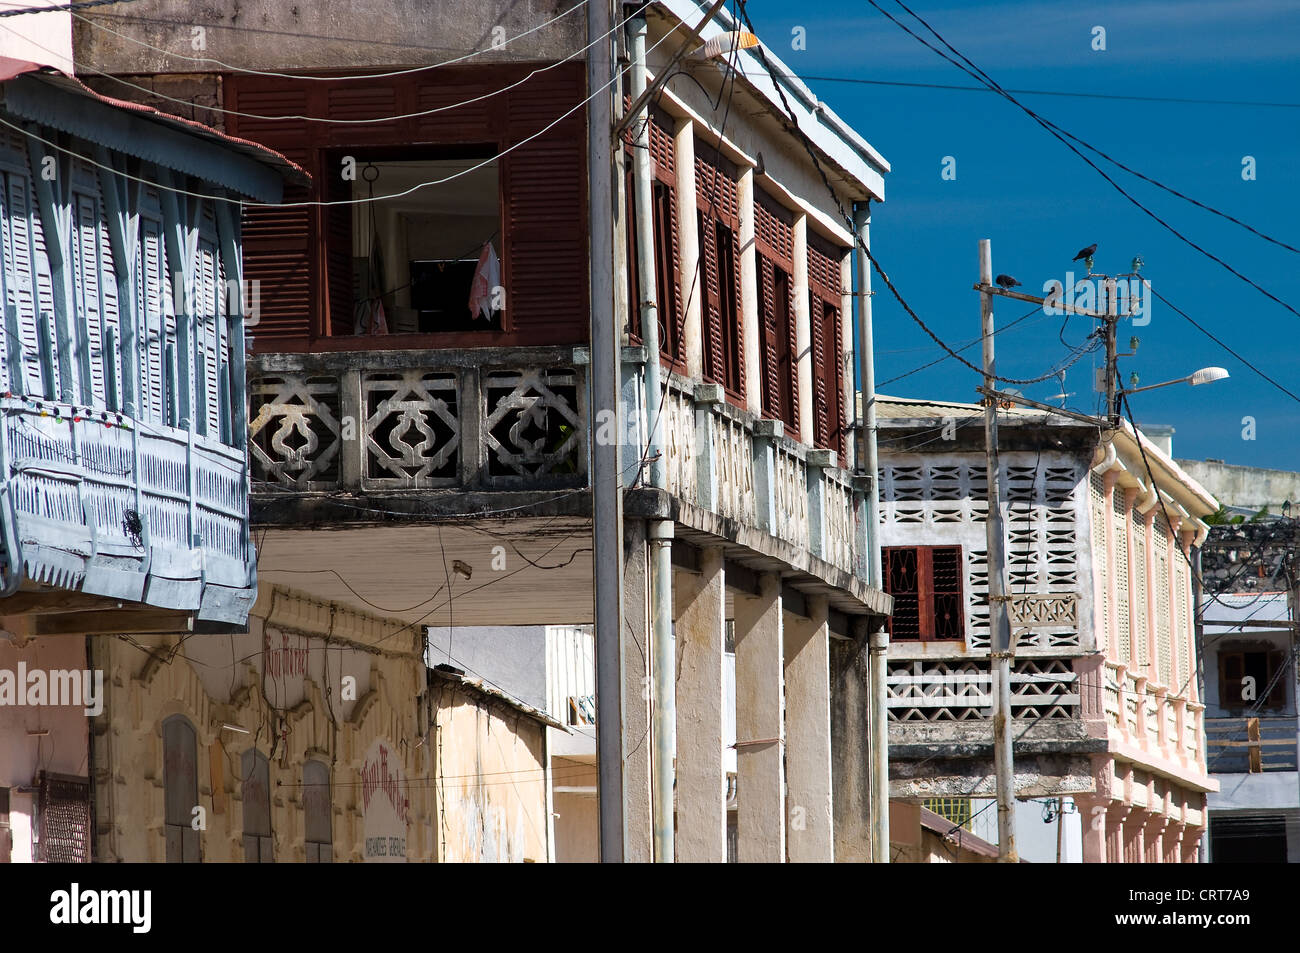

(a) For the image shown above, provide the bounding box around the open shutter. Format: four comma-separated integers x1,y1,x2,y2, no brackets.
1268,650,1287,709
700,210,723,383
502,63,588,345
759,255,779,420
224,82,315,344
810,296,830,447
885,547,921,639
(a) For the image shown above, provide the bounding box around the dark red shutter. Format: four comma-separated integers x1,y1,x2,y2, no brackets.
225,82,315,344
808,235,846,457
759,255,779,420
884,546,964,641
502,65,588,344
225,63,587,351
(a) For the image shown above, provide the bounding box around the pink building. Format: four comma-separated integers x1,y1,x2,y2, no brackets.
877,397,1218,862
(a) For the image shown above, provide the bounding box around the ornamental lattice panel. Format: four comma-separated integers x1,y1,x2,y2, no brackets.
249,372,342,489
878,458,1081,651
1113,488,1131,664
362,369,459,488
1131,506,1149,666
1154,513,1172,686
483,367,584,485
886,658,1079,721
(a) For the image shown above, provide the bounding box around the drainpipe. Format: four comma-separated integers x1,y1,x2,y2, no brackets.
628,11,675,863
853,200,889,861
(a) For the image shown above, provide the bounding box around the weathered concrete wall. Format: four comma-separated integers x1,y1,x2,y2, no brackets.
0,634,90,862
1177,459,1300,512
89,585,435,863
433,676,550,863
74,0,586,74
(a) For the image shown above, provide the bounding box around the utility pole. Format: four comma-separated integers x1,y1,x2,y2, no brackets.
588,0,625,863
979,239,1018,863
853,201,890,863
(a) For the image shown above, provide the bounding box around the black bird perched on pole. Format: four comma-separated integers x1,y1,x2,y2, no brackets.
995,274,1021,290
1072,243,1098,262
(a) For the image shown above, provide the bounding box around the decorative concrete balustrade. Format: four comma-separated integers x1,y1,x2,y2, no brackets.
1101,660,1206,769
250,346,864,576
249,347,588,493
641,362,862,576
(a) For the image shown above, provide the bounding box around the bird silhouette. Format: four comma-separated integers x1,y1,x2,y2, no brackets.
1072,243,1098,262
995,274,1021,289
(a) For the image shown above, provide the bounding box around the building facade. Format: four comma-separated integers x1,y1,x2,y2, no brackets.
0,59,297,861
69,0,893,862
876,396,1218,862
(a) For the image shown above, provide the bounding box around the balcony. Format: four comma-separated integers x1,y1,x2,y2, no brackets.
249,346,587,496
647,365,862,578
249,346,869,586
1,398,254,628
1206,716,1298,774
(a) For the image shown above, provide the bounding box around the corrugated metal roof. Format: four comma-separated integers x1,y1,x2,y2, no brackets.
874,393,1058,421
430,665,569,732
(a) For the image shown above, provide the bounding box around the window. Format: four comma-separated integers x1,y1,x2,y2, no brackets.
241,749,273,863
696,142,744,403
337,153,502,337
884,546,965,641
225,65,589,350
35,772,91,863
162,715,200,863
754,191,797,435
303,760,332,863
808,235,846,457
1218,647,1287,712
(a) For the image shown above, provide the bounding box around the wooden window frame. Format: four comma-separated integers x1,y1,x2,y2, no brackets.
1218,645,1287,713
162,714,201,863
696,141,744,407
884,545,966,642
807,233,846,457
754,190,798,437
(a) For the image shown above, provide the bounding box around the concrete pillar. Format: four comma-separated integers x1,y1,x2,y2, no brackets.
1182,827,1203,864
622,518,653,862
1124,810,1144,863
1144,814,1167,863
733,571,785,863
792,213,813,442
829,621,871,862
1076,794,1109,863
675,119,703,381
1107,803,1129,863
784,593,834,862
737,167,761,413
673,544,726,862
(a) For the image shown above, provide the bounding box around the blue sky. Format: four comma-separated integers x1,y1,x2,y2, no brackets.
747,0,1300,469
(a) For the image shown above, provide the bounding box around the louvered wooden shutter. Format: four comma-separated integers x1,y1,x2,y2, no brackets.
624,148,640,341
700,210,722,382
224,82,315,344
759,255,780,420
502,64,588,345
808,235,845,456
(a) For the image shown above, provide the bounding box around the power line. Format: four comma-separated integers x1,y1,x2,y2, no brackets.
6,9,628,127
872,0,1300,322
1146,284,1300,405
0,0,135,16
735,68,1300,111
0,19,681,209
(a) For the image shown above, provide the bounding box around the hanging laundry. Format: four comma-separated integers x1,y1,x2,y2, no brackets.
353,296,389,335
467,240,502,321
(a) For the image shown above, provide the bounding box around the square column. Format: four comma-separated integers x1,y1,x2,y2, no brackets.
733,571,785,862
673,544,727,862
784,593,834,862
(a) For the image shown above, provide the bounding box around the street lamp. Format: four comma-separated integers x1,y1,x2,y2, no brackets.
1121,366,1229,396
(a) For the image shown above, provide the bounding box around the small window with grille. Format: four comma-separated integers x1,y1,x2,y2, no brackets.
884,545,966,642
1218,647,1287,713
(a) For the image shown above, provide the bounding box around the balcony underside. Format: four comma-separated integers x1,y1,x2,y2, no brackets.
889,750,1101,800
